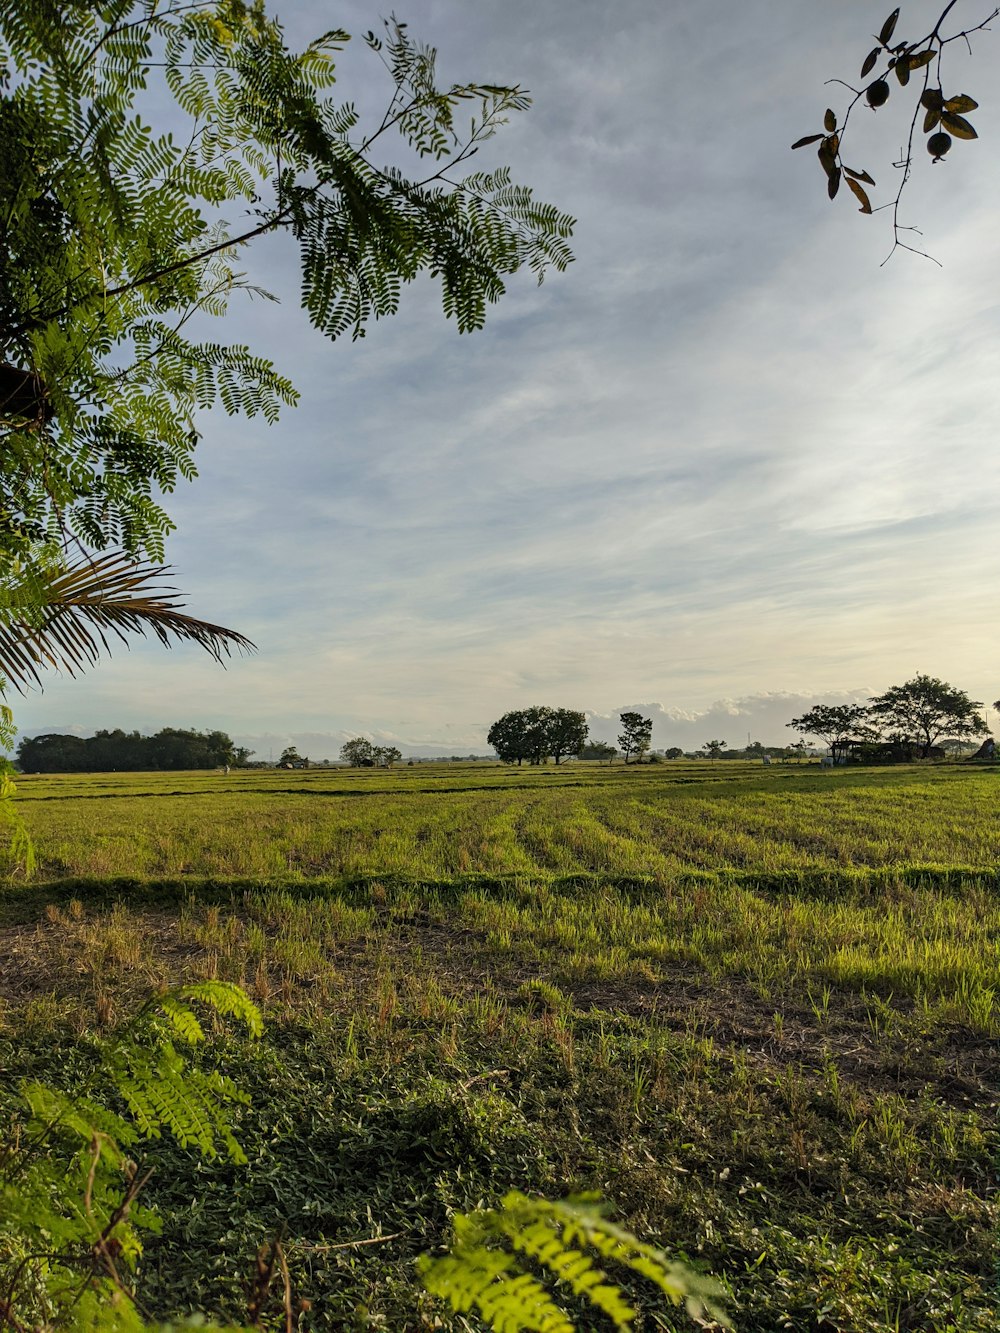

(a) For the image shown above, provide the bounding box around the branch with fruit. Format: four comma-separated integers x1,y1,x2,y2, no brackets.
791,3,996,262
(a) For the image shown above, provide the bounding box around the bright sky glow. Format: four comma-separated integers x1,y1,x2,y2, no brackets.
13,0,1000,756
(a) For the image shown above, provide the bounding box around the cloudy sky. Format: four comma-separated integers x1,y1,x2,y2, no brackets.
13,0,1000,756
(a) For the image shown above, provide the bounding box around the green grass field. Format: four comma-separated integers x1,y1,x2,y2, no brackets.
2,761,998,1330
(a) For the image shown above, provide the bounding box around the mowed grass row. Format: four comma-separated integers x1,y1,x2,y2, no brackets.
7,875,1000,1036
11,761,1000,880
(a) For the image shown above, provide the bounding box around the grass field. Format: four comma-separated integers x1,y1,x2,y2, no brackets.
2,761,998,1330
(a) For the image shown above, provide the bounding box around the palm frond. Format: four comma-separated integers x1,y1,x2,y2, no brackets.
0,552,255,692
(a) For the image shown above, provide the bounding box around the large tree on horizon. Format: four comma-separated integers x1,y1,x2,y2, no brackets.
487,706,588,765
546,708,588,764
867,674,986,757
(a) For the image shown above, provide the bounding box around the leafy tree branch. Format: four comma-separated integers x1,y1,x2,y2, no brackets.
0,2,574,574
792,2,997,260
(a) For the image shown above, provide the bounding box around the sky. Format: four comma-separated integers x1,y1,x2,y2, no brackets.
12,0,1000,757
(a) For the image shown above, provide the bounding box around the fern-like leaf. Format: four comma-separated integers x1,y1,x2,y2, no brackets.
113,1041,250,1164
421,1192,729,1331
174,981,264,1038
418,1249,573,1333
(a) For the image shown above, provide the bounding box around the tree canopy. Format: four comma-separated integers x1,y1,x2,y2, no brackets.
17,726,236,772
487,707,588,765
579,740,618,762
868,674,985,756
0,2,575,701
787,704,872,748
788,676,986,758
617,711,652,764
340,737,401,768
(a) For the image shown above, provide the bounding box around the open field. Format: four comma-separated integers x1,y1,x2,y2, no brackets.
9,759,1000,881
2,762,998,1330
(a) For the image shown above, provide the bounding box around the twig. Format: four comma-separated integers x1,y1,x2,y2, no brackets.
291,1230,406,1253
459,1068,510,1091
276,1241,293,1333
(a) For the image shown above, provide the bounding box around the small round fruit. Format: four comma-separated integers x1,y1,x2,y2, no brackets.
866,79,890,108
927,131,952,158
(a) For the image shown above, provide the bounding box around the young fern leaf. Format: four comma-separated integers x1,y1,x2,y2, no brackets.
156,981,262,1044
417,1249,574,1333
174,980,264,1038
19,1082,137,1156
157,992,208,1044
112,1040,250,1163
539,1194,729,1325
420,1192,729,1331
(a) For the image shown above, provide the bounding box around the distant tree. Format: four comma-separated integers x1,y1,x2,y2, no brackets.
787,704,871,749
278,745,303,768
617,712,652,765
373,745,402,769
578,741,618,762
664,747,684,760
203,730,237,766
868,675,986,758
488,711,532,766
790,740,811,762
489,706,589,765
704,739,727,761
340,738,376,768
232,747,255,767
939,738,979,757
546,709,588,764
89,728,147,770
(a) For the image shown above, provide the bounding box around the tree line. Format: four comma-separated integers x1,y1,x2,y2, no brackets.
788,674,990,758
17,728,247,773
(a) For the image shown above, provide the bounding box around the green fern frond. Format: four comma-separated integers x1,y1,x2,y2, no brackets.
518,1193,730,1327
418,1248,573,1333
113,1041,250,1164
156,993,206,1044
1,983,263,1331
173,981,264,1038
421,1192,730,1332
20,1081,136,1155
